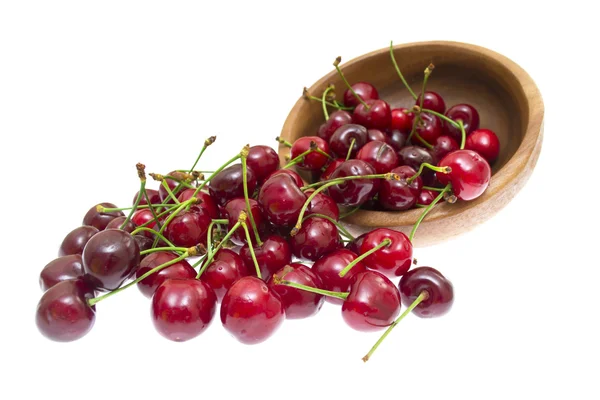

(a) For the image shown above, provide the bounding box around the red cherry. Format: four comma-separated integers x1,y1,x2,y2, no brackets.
465,129,501,163
133,235,154,259
258,173,307,227
416,91,446,114
39,254,85,292
328,160,380,206
135,251,196,298
414,113,443,145
131,209,158,238
304,190,339,220
82,202,124,231
177,189,219,219
398,146,436,186
432,135,459,163
342,271,401,331
312,249,367,304
444,103,480,140
133,188,160,206
320,158,344,182
290,136,331,170
265,168,304,187
59,225,99,257
436,150,491,201
200,249,249,300
390,108,414,133
247,145,280,183
329,124,368,159
164,207,211,247
399,267,454,317
222,198,265,244
379,166,422,211
367,129,387,143
239,235,292,281
36,279,96,342
105,216,136,233
356,140,399,174
208,164,257,206
417,189,439,206
220,276,285,344
151,279,217,342
385,129,408,151
291,217,340,261
344,233,366,255
343,82,379,108
360,228,413,277
268,263,324,319
317,110,353,142
353,99,392,130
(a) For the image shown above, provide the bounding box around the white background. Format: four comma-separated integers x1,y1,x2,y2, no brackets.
1,1,598,399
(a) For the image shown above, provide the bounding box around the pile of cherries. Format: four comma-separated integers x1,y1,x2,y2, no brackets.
36,45,496,361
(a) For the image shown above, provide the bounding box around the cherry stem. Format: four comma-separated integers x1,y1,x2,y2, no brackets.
422,186,444,192
273,278,348,300
130,227,177,248
152,197,198,248
338,238,391,277
407,163,451,184
120,163,146,230
422,108,459,128
333,56,369,108
362,290,429,362
301,213,355,240
283,147,313,169
303,87,354,110
413,131,434,149
101,204,177,212
409,183,451,242
301,172,398,191
188,136,216,173
275,137,293,148
345,138,356,161
321,85,335,120
161,180,181,204
132,203,179,230
241,145,263,246
140,246,187,255
409,64,434,143
389,41,417,100
339,206,360,219
196,219,242,279
407,112,420,144
459,120,466,150
142,187,163,230
191,154,241,199
241,221,262,279
205,219,229,258
164,177,196,189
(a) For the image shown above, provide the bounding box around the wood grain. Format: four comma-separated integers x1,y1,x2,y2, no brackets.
279,41,544,247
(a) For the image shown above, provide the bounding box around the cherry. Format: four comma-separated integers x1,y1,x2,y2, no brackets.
131,209,159,238
317,110,353,142
133,234,154,259
367,129,387,143
200,249,250,300
39,254,84,292
133,188,160,206
290,136,330,171
291,217,340,261
417,189,439,206
379,166,422,211
135,251,196,298
82,202,124,231
386,129,408,151
265,168,304,188
164,207,211,247
239,235,292,281
342,271,401,331
59,225,99,257
390,108,414,133
82,229,140,291
328,159,380,206
431,135,459,163
436,150,491,201
157,172,180,204
247,145,280,183
414,113,443,145
329,124,368,159
320,158,344,181
304,190,339,220
220,276,285,344
105,216,136,233
399,267,454,317
398,146,436,186
222,198,265,244
360,228,413,277
343,82,379,108
444,103,480,140
36,279,96,342
344,233,366,255
465,129,501,163
268,263,324,319
416,91,446,114
208,164,257,206
177,189,219,219
312,249,367,304
353,99,392,130
356,140,399,174
151,279,217,342
258,173,307,227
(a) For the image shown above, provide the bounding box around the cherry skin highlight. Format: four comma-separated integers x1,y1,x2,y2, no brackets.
329,124,368,159
200,249,250,300
399,267,454,318
390,108,414,133
436,149,491,201
59,225,99,257
432,135,459,163
136,251,196,298
378,166,423,211
39,254,85,292
317,110,353,142
356,140,399,174
414,113,443,145
304,190,340,220
328,159,380,207
291,217,340,261
386,129,408,152
343,82,379,108
360,228,413,277
417,189,439,206
265,168,304,187
312,249,367,304
465,129,501,164
258,173,307,227
444,103,480,140
268,263,324,319
131,209,159,238
83,202,124,231
416,91,446,114
247,145,280,183
239,235,292,281
208,164,257,206
353,99,392,130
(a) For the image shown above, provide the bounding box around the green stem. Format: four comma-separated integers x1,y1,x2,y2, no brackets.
191,154,241,199
293,180,346,234
152,198,196,247
413,132,434,149
161,180,181,204
389,41,417,100
422,108,459,127
459,120,466,150
409,184,451,242
284,147,314,169
196,221,241,279
333,100,354,110
362,291,428,362
338,238,391,277
304,92,352,110
322,85,334,120
275,279,348,300
407,163,450,184
134,203,178,230
130,227,176,248
241,149,263,246
422,186,444,192
102,204,177,212
121,180,145,230
339,206,360,219
346,138,356,160
142,187,163,231
188,136,216,173
276,137,293,148
241,222,262,279
205,219,229,258
140,246,188,255
302,213,355,240
333,57,369,108
301,173,393,191
164,177,195,189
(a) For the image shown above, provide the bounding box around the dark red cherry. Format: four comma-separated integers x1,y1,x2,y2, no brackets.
328,159,379,206
290,136,330,171
356,140,399,174
386,129,408,151
247,145,280,183
177,189,219,219
329,124,368,159
416,91,446,114
220,276,285,344
151,279,217,342
135,251,196,298
465,129,501,163
258,173,307,227
36,279,95,342
158,171,180,204
39,254,85,292
342,271,401,332
82,229,140,291
390,108,414,133
59,225,99,257
360,228,413,277
444,103,480,140
399,267,454,317
83,202,124,231
133,188,160,206
414,113,443,145
291,217,340,261
436,150,491,201
343,82,379,108
304,190,339,220
398,146,436,186
222,198,265,244
432,135,459,163
164,207,211,247
265,168,304,187
131,209,158,238
353,99,392,130
312,249,367,304
317,110,353,142
208,164,257,206
133,234,154,259
200,249,250,300
417,189,439,206
239,235,292,281
344,233,367,255
105,216,136,233
320,159,344,181
367,129,387,143
379,166,422,211
268,263,324,319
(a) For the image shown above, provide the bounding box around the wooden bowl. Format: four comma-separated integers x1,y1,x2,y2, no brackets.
279,41,544,247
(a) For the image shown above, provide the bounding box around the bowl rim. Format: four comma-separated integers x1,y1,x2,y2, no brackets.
278,40,544,228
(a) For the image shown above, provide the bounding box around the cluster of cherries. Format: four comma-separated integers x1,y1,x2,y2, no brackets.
36,45,496,361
